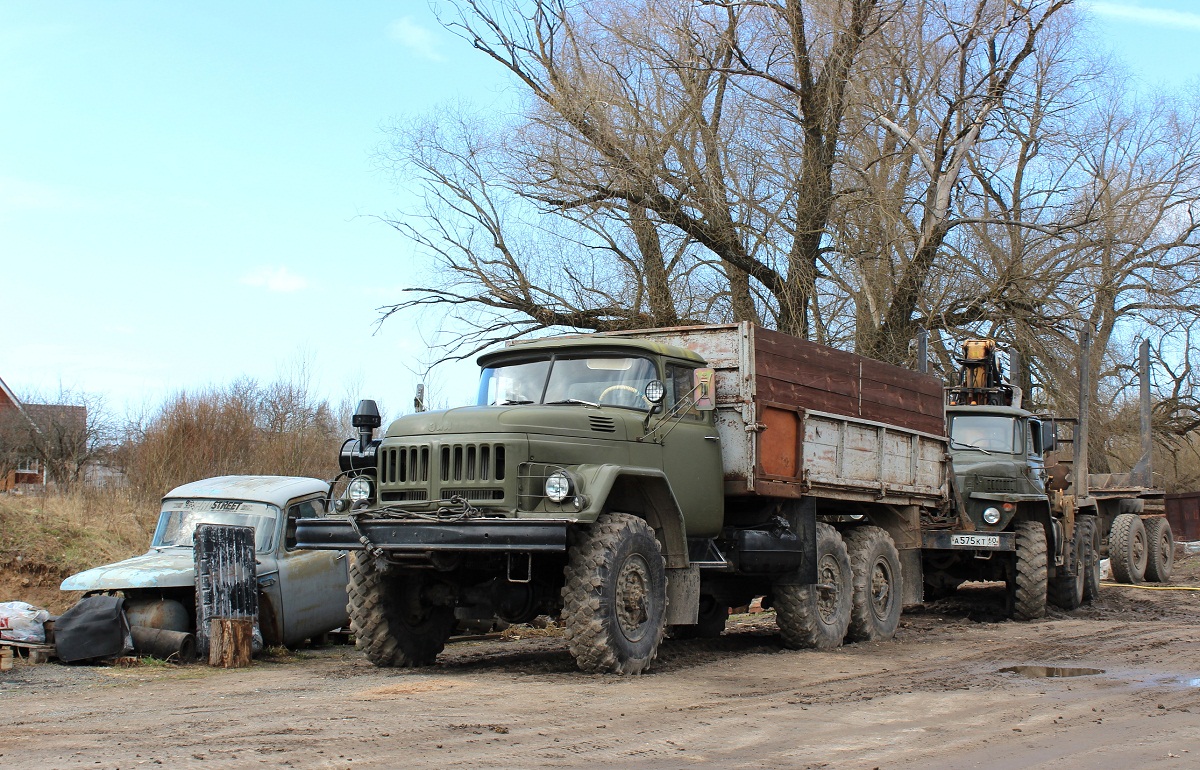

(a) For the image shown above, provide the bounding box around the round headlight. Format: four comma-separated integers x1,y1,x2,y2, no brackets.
545,471,572,503
982,506,1002,525
644,379,665,404
347,477,374,502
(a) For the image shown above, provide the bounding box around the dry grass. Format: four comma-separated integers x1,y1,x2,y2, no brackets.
0,487,158,613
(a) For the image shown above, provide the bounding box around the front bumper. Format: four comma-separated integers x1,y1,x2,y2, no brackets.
295,517,569,553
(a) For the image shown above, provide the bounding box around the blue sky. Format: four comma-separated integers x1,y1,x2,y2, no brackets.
1,1,1198,421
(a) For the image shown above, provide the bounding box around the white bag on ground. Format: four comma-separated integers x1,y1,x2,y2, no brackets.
0,601,51,643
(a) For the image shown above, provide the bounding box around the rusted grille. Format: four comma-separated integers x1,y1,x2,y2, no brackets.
380,445,430,484
982,477,1017,493
439,443,506,482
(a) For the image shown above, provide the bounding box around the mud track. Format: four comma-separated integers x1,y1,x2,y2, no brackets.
3,552,1198,769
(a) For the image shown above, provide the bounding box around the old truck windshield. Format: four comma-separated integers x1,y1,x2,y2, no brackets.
478,356,658,410
950,415,1021,454
152,499,280,552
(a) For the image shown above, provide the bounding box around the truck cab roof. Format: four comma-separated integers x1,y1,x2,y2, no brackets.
480,334,706,368
164,475,328,508
946,404,1036,420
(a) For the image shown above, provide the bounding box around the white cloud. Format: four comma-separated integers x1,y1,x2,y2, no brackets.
387,16,445,61
240,266,309,293
1084,2,1200,30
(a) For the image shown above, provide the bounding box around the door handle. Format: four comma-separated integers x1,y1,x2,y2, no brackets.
704,436,719,441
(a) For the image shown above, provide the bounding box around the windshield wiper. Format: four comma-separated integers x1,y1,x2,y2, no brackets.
498,399,534,405
950,439,993,455
545,398,599,407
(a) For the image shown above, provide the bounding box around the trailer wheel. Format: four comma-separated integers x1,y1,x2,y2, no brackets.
844,526,902,642
669,595,728,640
347,552,455,667
1144,517,1174,583
1079,517,1102,602
1108,513,1148,584
774,523,852,650
561,513,667,674
1048,521,1086,611
1008,521,1048,621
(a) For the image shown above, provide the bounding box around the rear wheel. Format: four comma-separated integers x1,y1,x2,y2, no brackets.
561,513,667,674
844,526,902,642
1048,520,1086,610
347,553,455,667
1144,517,1174,583
1079,517,1101,603
774,523,852,650
1008,521,1048,621
1108,513,1148,584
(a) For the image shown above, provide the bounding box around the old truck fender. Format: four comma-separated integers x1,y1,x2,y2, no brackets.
575,464,690,570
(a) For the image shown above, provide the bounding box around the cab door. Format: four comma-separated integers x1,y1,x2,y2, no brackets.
660,363,724,538
272,496,349,645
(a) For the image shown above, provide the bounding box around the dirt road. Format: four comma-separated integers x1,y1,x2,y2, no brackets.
4,552,1198,769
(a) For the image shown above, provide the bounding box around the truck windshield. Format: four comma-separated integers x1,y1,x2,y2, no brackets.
949,415,1021,454
152,499,280,552
478,355,659,411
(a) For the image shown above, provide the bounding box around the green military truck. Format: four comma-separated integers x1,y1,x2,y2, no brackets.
297,323,947,673
294,323,1168,673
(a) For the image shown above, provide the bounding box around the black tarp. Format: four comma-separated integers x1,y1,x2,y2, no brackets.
54,595,132,663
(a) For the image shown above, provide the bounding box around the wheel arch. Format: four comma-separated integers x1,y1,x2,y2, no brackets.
585,465,689,569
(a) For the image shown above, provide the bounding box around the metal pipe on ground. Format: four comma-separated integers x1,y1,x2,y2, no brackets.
130,626,197,663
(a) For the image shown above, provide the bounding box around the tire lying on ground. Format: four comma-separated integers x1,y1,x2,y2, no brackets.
774,522,852,649
1008,521,1048,621
1108,513,1148,584
561,512,667,675
1144,517,1174,584
347,552,455,667
843,526,902,642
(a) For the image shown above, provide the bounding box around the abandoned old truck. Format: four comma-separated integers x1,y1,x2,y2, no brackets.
62,476,349,648
296,323,950,673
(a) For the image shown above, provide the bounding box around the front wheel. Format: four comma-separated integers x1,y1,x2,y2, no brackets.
1109,513,1148,584
1008,521,1048,621
774,522,852,650
561,513,667,674
346,552,455,667
1144,517,1174,583
844,526,902,642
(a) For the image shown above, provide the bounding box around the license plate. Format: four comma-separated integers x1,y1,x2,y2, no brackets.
951,534,1001,548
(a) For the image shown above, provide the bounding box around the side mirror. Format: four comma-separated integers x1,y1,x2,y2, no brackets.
1041,420,1057,453
693,368,716,411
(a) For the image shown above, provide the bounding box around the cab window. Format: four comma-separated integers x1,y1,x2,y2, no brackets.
665,364,700,419
285,499,324,551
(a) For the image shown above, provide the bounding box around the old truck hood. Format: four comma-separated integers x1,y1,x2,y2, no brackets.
387,405,631,440
60,550,196,591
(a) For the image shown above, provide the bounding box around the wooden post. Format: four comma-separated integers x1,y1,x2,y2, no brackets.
208,618,253,668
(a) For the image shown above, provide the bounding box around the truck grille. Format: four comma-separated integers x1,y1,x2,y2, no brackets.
982,477,1017,493
380,445,430,484
378,440,512,507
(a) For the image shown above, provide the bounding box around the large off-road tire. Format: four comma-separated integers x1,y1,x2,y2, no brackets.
1108,513,1148,584
1048,520,1086,611
774,522,852,650
347,552,455,667
1008,521,1048,621
844,526,902,642
561,513,667,674
669,595,728,640
1078,517,1102,603
1144,517,1175,583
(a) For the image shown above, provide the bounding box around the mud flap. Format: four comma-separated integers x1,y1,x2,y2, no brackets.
665,565,700,625
899,548,924,607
